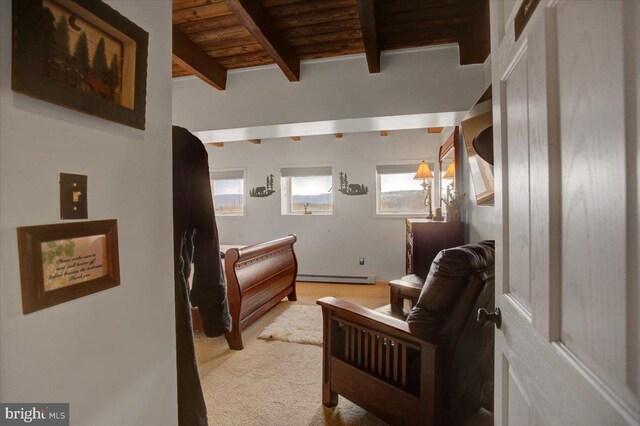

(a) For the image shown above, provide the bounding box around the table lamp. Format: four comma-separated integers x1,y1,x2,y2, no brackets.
443,161,455,204
414,161,434,219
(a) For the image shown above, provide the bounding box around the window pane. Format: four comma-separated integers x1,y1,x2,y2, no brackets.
379,172,426,213
290,175,332,212
212,178,244,215
441,175,454,213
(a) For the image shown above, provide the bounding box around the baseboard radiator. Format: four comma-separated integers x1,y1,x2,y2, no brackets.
296,274,375,285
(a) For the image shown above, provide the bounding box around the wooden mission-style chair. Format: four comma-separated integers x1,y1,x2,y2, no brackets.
317,241,495,426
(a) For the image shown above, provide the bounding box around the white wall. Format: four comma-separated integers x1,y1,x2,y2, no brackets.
173,44,489,279
209,130,441,281
0,2,177,425
172,45,486,132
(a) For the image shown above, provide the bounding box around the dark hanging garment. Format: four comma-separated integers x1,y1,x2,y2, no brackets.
173,126,231,426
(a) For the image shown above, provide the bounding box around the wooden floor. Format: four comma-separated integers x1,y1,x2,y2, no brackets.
295,280,390,308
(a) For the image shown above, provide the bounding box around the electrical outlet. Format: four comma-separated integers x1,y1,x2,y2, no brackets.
359,257,365,265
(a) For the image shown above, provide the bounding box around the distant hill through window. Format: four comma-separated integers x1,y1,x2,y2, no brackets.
212,176,244,215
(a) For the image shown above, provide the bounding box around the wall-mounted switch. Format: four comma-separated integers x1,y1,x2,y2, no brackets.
359,257,365,265
60,173,87,220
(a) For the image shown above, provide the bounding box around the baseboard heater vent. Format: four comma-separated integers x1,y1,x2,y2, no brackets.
297,274,375,285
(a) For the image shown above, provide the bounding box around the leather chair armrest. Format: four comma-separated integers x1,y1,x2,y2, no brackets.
316,296,438,347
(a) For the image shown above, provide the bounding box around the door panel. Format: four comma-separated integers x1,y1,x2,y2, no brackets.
507,369,531,426
527,2,558,339
557,0,627,391
505,52,532,313
491,0,639,424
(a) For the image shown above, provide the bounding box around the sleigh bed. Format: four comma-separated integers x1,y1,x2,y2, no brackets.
192,235,298,350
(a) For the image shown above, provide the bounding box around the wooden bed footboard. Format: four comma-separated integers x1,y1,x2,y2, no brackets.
224,234,298,350
191,234,298,350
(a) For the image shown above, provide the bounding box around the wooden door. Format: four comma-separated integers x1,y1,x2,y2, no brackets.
491,0,639,424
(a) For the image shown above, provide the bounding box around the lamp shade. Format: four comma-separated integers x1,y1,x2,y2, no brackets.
443,161,455,179
413,161,434,180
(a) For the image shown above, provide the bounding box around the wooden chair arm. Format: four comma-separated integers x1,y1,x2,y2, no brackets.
317,297,437,347
388,279,423,292
388,280,422,308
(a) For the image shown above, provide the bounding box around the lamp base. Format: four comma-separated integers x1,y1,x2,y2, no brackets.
423,189,433,220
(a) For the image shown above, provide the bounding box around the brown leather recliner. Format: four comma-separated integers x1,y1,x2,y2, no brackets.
317,240,495,426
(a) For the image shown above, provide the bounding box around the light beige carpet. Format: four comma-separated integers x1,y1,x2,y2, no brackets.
194,281,389,426
258,304,323,346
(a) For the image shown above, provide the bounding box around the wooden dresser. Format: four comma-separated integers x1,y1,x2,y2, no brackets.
405,219,465,276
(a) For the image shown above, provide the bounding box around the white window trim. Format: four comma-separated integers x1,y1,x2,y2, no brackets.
373,159,440,218
279,164,335,216
210,167,247,218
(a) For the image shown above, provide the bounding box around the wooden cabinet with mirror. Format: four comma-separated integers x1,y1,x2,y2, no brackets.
438,127,463,213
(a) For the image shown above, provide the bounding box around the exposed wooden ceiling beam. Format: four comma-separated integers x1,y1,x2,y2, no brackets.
458,0,490,65
172,26,227,90
356,0,380,73
380,131,388,137
224,0,300,81
428,127,444,134
334,133,343,139
208,142,224,147
173,2,232,24
248,139,261,144
291,136,301,141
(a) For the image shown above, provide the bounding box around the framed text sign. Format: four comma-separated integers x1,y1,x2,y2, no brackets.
17,219,120,314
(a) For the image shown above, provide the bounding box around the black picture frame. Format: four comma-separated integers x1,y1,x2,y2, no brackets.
12,0,148,130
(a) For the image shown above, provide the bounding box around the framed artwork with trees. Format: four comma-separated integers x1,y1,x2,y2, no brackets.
12,0,148,130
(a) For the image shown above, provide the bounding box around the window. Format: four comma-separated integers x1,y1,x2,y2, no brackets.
210,169,245,216
375,163,434,216
440,160,455,214
280,166,333,215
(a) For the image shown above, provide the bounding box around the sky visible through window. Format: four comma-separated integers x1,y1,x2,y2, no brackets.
380,172,423,192
290,175,332,195
214,179,243,195
379,172,426,214
290,176,332,212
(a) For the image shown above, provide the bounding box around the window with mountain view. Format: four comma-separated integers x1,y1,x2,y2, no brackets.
210,169,245,216
280,166,333,215
375,163,433,216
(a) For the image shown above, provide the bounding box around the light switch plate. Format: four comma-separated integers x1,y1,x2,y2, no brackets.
60,173,87,220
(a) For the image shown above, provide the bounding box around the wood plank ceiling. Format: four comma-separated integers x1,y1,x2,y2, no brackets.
172,0,489,89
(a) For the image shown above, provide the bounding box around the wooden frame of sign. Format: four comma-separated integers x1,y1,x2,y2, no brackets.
17,219,120,314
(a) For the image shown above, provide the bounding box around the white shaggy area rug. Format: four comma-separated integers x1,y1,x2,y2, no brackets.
258,304,323,346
